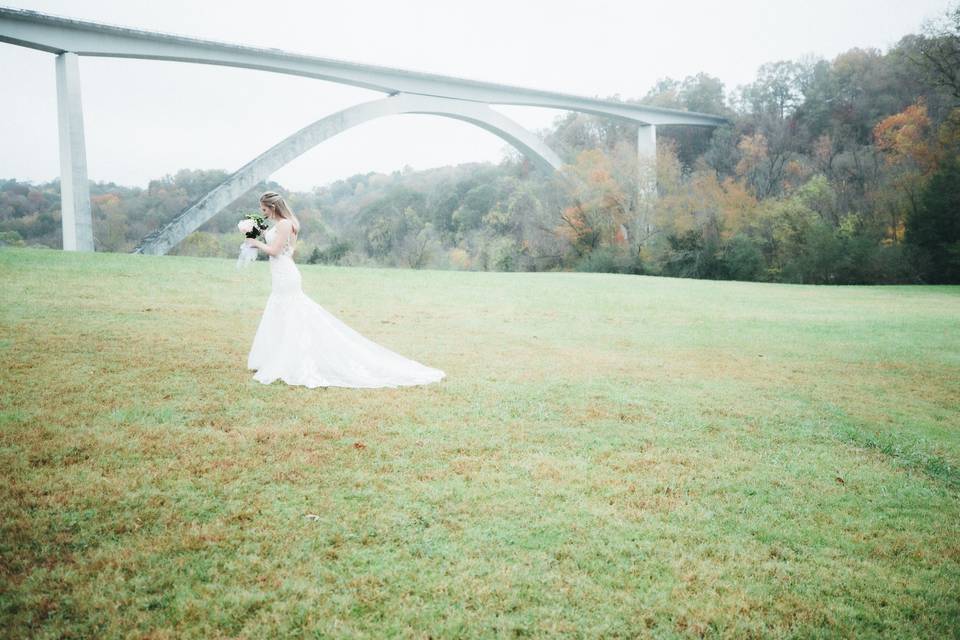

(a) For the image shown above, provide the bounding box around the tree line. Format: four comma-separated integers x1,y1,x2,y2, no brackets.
2,6,958,283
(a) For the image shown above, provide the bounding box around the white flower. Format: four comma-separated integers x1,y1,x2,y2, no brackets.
238,219,255,234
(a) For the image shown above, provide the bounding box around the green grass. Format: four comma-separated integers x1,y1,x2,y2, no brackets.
1,246,959,639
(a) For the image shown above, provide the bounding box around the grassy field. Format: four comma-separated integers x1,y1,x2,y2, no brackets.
1,246,959,639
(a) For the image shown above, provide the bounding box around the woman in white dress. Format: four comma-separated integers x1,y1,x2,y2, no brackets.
244,191,446,389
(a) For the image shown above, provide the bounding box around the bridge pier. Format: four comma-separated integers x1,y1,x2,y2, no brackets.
637,124,657,198
55,51,93,251
635,124,657,243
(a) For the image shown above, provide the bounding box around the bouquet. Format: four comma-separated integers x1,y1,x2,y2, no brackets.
236,213,268,269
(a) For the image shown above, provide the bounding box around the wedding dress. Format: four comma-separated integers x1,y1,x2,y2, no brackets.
246,224,446,389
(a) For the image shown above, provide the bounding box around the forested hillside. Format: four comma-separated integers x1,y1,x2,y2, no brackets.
3,8,958,283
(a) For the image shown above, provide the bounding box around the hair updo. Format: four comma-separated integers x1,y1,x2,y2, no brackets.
259,191,300,235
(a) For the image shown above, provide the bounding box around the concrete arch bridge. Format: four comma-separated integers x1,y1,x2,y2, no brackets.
0,7,726,254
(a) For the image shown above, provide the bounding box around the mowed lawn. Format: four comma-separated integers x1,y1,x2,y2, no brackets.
1,246,958,639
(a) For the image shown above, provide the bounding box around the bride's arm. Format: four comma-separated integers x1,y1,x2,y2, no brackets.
248,220,292,257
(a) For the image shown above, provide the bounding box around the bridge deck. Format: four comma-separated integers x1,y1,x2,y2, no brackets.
0,7,727,127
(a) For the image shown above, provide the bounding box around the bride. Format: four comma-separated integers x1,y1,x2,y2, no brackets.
244,191,446,389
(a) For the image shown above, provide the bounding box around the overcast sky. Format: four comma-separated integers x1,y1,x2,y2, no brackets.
1,0,953,191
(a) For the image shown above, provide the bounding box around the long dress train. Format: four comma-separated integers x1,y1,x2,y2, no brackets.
246,225,446,389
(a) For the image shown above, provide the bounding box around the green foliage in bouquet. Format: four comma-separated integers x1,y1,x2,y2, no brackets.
243,213,268,239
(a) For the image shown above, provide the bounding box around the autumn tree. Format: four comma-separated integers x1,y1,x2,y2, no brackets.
556,146,639,261
873,99,937,241
91,193,128,252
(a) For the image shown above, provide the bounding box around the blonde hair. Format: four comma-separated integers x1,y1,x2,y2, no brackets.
259,191,300,235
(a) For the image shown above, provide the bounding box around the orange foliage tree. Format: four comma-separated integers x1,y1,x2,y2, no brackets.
655,170,759,243
873,99,938,242
556,146,637,256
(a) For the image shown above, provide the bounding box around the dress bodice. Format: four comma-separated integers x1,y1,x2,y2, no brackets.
265,224,296,259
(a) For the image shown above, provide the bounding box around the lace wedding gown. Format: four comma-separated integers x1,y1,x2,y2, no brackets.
246,225,446,389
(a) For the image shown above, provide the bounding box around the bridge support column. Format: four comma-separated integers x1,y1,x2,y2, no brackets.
637,124,657,198
635,124,657,242
55,52,93,251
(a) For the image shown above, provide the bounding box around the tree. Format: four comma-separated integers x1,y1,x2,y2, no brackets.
173,231,222,258
737,61,809,120
545,108,637,161
874,100,938,241
680,73,727,114
915,4,960,100
399,224,440,269
91,192,128,252
556,149,638,259
642,78,682,109
643,74,729,168
907,158,960,283
308,239,351,265
735,125,799,199
701,125,740,179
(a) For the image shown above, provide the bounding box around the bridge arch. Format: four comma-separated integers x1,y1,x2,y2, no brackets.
134,93,564,255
